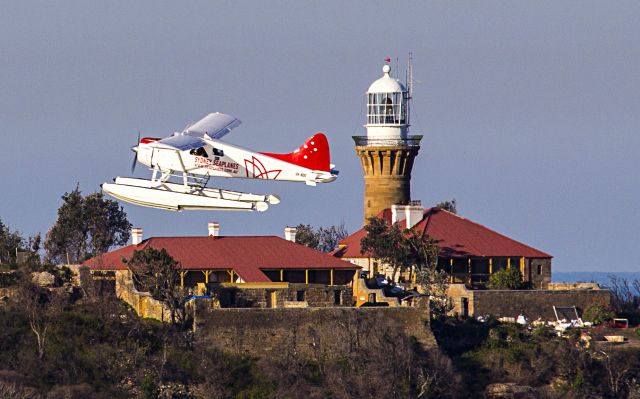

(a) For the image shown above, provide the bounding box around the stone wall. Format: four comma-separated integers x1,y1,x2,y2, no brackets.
209,284,353,308
193,305,435,359
355,145,420,223
473,289,610,320
529,258,552,289
447,283,611,320
353,277,401,307
548,282,601,290
115,270,172,321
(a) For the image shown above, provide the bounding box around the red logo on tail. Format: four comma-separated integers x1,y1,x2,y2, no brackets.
244,156,282,179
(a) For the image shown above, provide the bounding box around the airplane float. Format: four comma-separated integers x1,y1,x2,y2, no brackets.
102,112,338,212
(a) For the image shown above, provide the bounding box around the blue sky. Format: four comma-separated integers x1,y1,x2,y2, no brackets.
1,1,638,272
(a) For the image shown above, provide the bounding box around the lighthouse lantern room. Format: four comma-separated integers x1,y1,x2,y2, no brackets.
365,64,410,141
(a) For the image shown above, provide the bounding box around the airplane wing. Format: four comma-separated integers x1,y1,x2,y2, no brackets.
155,135,207,151
184,112,241,140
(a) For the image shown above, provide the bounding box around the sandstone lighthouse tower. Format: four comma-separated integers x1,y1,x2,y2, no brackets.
353,58,422,223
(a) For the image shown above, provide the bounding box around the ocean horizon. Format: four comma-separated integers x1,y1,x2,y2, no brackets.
553,271,640,286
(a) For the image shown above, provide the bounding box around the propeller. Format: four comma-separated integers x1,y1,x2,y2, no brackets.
130,130,140,173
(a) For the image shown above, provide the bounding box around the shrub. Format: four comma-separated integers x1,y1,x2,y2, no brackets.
488,268,524,290
0,271,20,287
582,304,614,325
139,374,159,399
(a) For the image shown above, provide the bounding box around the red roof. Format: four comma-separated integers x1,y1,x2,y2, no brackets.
84,236,359,282
333,208,552,259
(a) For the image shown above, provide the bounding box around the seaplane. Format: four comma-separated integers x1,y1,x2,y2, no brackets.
102,112,338,212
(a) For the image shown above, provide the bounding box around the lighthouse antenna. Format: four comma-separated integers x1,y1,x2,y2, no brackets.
407,52,413,99
406,52,413,125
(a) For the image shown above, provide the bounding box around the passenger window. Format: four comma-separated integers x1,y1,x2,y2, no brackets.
190,147,209,158
212,148,224,157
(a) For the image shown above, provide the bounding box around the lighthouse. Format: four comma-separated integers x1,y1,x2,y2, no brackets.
353,59,422,224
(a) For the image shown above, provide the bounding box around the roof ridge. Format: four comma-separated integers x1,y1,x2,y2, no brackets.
149,235,283,239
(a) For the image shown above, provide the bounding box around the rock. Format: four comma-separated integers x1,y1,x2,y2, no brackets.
485,382,536,399
32,271,55,287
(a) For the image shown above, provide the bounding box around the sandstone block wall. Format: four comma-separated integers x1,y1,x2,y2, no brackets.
472,289,611,320
529,258,552,289
448,283,611,320
193,306,436,358
355,145,420,223
548,282,601,290
209,284,353,308
115,270,171,321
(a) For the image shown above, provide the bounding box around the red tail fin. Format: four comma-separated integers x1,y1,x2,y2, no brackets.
261,133,331,172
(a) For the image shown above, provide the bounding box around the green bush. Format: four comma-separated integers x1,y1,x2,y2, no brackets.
139,374,159,399
582,304,614,325
488,268,524,290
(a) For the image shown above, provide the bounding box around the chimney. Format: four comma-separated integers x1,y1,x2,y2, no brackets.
284,226,297,242
208,222,220,237
391,201,424,229
131,228,143,245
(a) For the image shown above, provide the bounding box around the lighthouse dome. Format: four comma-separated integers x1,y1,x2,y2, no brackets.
367,65,406,93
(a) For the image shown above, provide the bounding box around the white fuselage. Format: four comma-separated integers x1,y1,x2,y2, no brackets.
137,138,335,185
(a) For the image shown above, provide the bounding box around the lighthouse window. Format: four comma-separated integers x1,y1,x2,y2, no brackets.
367,92,407,125
382,97,394,123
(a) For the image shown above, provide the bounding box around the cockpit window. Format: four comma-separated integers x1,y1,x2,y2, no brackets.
190,147,209,158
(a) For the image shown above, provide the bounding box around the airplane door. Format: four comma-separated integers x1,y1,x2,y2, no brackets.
150,147,164,169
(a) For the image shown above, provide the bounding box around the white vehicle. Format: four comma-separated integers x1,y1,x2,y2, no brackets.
102,112,338,212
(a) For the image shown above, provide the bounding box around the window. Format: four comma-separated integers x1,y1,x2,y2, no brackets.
537,265,543,275
190,147,209,158
212,148,224,157
296,290,305,302
366,91,407,125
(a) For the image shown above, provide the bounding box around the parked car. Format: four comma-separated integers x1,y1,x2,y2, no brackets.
610,318,629,328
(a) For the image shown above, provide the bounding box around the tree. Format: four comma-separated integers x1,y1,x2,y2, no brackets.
317,224,349,253
404,230,451,315
45,185,131,263
404,229,439,278
16,279,65,360
83,191,131,256
488,267,524,290
360,217,443,288
125,248,186,325
0,219,26,265
582,304,614,325
294,224,320,250
294,223,348,253
416,268,451,316
360,217,409,281
435,199,457,214
607,275,640,316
